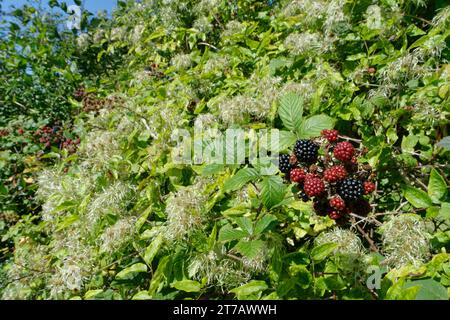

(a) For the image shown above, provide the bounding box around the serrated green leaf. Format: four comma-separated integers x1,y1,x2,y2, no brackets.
261,175,285,209
268,130,297,153
254,214,277,235
403,186,432,208
278,93,303,133
224,167,259,192
428,169,447,202
234,239,264,259
218,224,248,242
298,115,334,139
235,216,253,235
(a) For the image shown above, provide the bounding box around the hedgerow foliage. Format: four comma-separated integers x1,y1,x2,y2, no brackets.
1,0,450,300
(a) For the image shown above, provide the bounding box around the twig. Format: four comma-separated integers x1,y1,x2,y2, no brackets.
198,42,219,51
354,223,379,252
338,135,362,143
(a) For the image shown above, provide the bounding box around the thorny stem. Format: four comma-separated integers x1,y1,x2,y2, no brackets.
351,217,379,252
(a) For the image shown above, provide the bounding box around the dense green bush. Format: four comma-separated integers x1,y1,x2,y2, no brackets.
1,0,449,300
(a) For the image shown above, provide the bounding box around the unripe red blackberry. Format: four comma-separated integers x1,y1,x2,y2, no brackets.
329,196,346,211
290,168,307,183
328,210,343,220
294,139,319,163
337,178,364,201
333,141,354,162
323,165,348,182
363,181,376,194
303,176,325,197
321,129,339,142
279,154,292,173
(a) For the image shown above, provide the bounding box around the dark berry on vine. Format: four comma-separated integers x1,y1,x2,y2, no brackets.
17,128,24,135
348,199,371,216
321,129,339,142
323,165,347,183
333,141,355,162
313,200,329,216
364,181,376,194
303,176,325,197
337,178,364,201
290,168,307,183
329,196,346,211
278,154,292,173
294,139,319,163
299,190,310,202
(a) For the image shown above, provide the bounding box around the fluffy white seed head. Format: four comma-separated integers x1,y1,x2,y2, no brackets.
380,214,430,269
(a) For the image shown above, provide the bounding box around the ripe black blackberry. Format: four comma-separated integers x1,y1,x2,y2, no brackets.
337,178,364,201
294,139,319,163
299,190,309,202
278,154,292,173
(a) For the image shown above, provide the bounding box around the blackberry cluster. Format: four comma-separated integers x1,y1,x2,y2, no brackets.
278,129,376,223
34,125,80,153
293,139,319,163
278,154,292,173
337,178,364,201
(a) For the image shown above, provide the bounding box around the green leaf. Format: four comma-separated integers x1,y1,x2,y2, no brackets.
404,279,448,300
288,264,312,289
149,256,171,295
234,239,264,259
171,280,202,293
235,217,253,235
439,203,450,220
278,93,303,133
218,224,248,242
401,135,418,153
268,130,297,153
143,234,163,266
298,115,334,139
403,186,432,208
52,200,78,213
84,290,104,300
224,167,259,192
254,214,277,235
436,136,450,149
132,291,153,300
230,280,268,296
115,263,148,280
428,169,447,202
261,175,285,209
311,243,338,262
